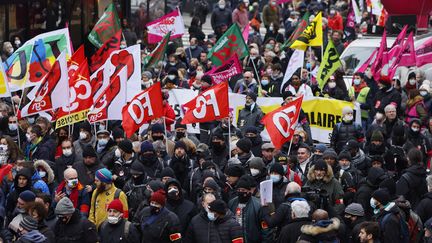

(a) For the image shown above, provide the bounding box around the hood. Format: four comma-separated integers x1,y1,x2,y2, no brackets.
165,178,184,198
307,164,334,183
301,217,340,236
406,164,427,176
21,230,47,243
34,160,55,184
14,168,32,190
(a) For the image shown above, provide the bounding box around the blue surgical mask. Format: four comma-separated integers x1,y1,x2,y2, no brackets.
207,211,216,221
282,165,288,173
354,79,361,85
261,79,269,86
98,138,108,146
270,174,281,183
370,198,377,209
306,63,311,70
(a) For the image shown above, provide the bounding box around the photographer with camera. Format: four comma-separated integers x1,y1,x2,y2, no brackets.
304,159,345,216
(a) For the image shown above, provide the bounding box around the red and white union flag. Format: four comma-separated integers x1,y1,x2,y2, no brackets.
146,8,185,44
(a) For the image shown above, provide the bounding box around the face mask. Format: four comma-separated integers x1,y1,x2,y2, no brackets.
420,91,428,96
98,138,108,146
26,133,32,142
343,115,353,122
67,179,78,188
63,148,73,157
250,168,260,176
270,174,281,183
79,131,87,140
169,62,176,66
28,117,35,124
340,165,350,170
176,132,185,140
38,171,47,178
250,55,256,60
282,165,288,173
0,145,7,152
8,124,18,131
219,4,225,9
354,79,361,85
150,205,161,214
115,148,122,158
306,63,311,70
328,82,336,88
207,211,216,221
370,198,377,209
238,191,251,203
261,79,269,86
107,216,121,224
190,45,197,50
14,40,21,46
168,188,179,198
99,125,106,131
269,26,274,31
152,135,163,141
168,75,176,80
409,79,416,85
411,127,420,132
58,215,70,224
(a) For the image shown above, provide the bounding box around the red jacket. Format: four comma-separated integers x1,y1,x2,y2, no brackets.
328,13,343,31
163,102,176,131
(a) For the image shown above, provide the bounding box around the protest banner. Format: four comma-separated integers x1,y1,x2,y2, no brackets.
205,54,242,84
146,8,185,44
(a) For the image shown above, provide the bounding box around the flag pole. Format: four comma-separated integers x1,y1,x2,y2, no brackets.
227,116,232,159
251,57,261,89
286,134,295,156
163,117,169,151
10,97,21,149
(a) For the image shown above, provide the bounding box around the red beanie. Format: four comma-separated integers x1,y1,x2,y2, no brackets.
151,189,166,207
107,199,123,213
379,75,392,85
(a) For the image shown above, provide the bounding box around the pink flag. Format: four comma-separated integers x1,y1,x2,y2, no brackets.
371,31,388,80
398,32,416,67
387,25,408,60
146,8,185,44
205,54,242,84
356,48,378,73
242,24,250,44
277,0,292,4
416,36,432,67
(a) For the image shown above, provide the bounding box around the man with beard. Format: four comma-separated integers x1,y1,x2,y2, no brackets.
237,92,264,134
244,126,263,157
365,131,387,157
73,145,104,194
55,139,77,183
165,178,197,234
138,141,165,179
235,138,254,166
54,168,90,217
54,197,98,243
228,175,272,243
169,141,193,186
136,189,182,243
89,168,128,228
122,161,150,221
210,132,229,171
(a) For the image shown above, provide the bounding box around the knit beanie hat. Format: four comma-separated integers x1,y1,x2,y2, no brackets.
246,91,257,102
270,163,285,176
19,190,36,202
344,203,365,217
118,140,133,154
141,141,155,153
55,197,75,215
148,179,165,192
130,161,145,175
322,149,337,160
174,119,187,129
20,216,38,231
314,159,328,171
112,128,124,140
151,123,164,134
371,131,384,142
82,145,97,158
208,199,227,215
160,167,176,178
345,140,359,150
249,157,265,171
204,178,219,191
338,150,352,161
107,199,124,213
95,168,112,183
236,175,256,189
151,189,166,207
315,144,327,153
372,188,391,205
367,167,386,186
236,138,252,153
225,165,245,177
174,141,187,151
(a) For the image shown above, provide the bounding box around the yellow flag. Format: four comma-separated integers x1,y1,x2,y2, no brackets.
291,12,323,51
0,65,10,98
317,40,342,90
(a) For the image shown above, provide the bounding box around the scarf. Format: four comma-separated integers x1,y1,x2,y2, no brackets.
25,137,42,160
56,180,84,208
353,82,367,93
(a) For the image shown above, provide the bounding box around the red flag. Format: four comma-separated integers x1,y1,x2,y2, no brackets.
261,96,303,149
87,67,127,123
355,48,377,73
389,32,416,78
181,82,229,124
89,30,121,73
371,31,388,80
68,45,85,77
122,82,164,137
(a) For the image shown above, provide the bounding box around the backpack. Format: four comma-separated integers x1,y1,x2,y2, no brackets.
99,220,131,240
379,212,409,243
92,188,122,218
407,210,424,243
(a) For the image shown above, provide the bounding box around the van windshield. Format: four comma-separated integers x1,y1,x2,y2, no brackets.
340,47,377,75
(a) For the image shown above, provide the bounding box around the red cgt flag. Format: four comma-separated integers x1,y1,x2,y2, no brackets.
89,30,121,73
261,95,304,149
122,82,164,137
181,82,229,124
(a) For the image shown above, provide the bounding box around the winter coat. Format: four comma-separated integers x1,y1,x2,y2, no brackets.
34,160,55,194
328,12,343,31
31,170,50,194
24,138,53,162
136,154,166,180
53,209,98,243
210,7,232,31
98,219,141,243
15,230,47,243
330,120,364,153
5,168,33,222
262,196,306,231
228,196,272,243
237,104,265,134
55,153,77,183
72,160,104,189
168,155,193,187
123,177,150,221
185,210,243,243
396,164,427,208
136,207,182,243
37,221,55,243
373,203,404,243
232,8,249,30
262,4,280,27
277,217,311,243
54,181,90,217
89,185,129,228
272,179,288,209
372,87,402,116
73,136,96,162
415,192,432,223
297,218,341,243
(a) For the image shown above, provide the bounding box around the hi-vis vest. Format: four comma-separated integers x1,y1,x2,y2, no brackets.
349,86,370,119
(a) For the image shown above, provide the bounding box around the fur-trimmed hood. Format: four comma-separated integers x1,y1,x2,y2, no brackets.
301,217,340,236
34,160,55,184
307,163,334,183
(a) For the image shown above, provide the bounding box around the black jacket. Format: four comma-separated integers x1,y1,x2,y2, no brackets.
330,121,364,153
277,217,311,243
72,160,104,188
396,164,427,208
372,87,402,116
53,210,98,243
136,207,182,243
185,210,243,243
373,204,404,243
415,191,432,223
98,219,141,243
55,153,77,183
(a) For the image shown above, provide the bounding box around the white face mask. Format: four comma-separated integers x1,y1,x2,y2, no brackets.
107,216,121,224
420,91,428,96
98,138,108,146
67,179,78,188
409,79,416,85
343,115,354,122
115,148,122,158
250,168,260,176
0,145,8,152
411,127,420,132
168,75,176,80
26,133,32,142
38,171,47,178
63,148,73,157
219,4,225,9
99,125,106,131
328,82,336,88
79,131,87,140
8,124,18,131
353,79,361,85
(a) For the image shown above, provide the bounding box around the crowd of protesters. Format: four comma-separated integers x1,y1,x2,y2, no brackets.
1,0,432,242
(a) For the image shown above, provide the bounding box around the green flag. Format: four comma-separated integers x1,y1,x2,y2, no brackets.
207,24,249,66
317,40,342,90
143,32,171,68
281,12,310,50
88,3,121,48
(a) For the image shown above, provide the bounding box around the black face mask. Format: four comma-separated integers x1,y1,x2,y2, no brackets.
246,136,258,145
152,135,164,141
175,132,185,140
212,142,226,152
58,215,70,224
167,189,179,199
150,205,161,214
238,191,251,203
141,153,157,164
